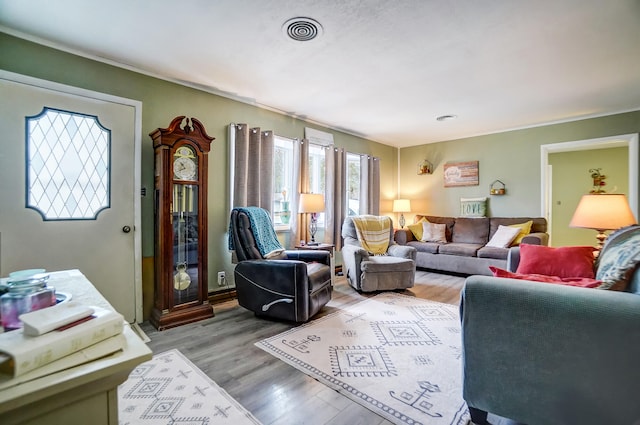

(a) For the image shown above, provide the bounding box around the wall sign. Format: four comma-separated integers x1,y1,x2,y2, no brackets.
444,161,479,187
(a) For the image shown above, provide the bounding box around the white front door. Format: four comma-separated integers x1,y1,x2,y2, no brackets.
0,74,141,322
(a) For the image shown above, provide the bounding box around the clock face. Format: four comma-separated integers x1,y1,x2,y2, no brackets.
174,156,197,180
173,146,197,180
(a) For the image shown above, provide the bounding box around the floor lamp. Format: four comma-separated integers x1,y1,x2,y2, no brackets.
299,193,325,245
569,193,636,253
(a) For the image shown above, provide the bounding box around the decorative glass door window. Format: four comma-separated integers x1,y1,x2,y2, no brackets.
26,107,111,220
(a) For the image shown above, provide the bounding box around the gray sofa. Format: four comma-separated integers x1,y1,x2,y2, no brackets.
460,224,640,424
394,215,548,276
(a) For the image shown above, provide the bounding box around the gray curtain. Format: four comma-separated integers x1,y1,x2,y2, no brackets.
231,124,274,210
360,155,380,215
326,146,347,249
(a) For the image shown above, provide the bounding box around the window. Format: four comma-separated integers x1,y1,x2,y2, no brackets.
272,138,328,230
308,143,326,226
346,153,361,216
273,136,294,227
26,107,110,220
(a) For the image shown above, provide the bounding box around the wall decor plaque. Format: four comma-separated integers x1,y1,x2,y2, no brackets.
444,161,479,187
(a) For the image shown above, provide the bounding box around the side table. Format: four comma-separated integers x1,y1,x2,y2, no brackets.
0,269,152,425
295,243,336,283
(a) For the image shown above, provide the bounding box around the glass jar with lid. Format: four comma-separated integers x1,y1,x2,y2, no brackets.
0,273,55,331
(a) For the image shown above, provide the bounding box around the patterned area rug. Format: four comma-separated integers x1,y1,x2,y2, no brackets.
118,349,261,425
256,293,470,425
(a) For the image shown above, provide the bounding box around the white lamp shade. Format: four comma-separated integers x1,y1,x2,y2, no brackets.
569,194,636,230
298,193,325,213
392,199,411,213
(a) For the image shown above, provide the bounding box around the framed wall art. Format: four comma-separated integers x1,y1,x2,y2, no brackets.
444,161,479,187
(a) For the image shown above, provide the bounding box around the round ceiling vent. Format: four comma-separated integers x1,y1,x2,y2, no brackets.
283,17,323,42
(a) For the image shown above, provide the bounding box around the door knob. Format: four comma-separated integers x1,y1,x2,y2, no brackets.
122,225,131,233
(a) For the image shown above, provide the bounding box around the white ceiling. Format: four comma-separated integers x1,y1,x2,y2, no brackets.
1,0,639,148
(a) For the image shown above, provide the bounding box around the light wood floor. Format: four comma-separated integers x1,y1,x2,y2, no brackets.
140,270,518,425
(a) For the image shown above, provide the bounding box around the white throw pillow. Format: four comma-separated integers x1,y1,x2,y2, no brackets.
420,222,447,243
486,225,521,248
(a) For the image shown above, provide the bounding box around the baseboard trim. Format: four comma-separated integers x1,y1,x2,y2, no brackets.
208,288,237,304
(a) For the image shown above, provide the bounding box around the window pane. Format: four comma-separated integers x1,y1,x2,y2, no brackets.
26,107,110,220
273,136,294,226
347,153,360,216
308,144,326,226
308,144,326,194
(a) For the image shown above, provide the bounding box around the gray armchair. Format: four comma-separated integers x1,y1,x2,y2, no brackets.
460,225,640,424
341,215,417,292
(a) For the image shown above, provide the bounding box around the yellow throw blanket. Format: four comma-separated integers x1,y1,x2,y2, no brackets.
352,215,391,255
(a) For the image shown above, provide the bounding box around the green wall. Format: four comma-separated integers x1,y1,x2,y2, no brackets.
0,33,397,295
399,113,640,228
2,31,639,296
549,147,628,247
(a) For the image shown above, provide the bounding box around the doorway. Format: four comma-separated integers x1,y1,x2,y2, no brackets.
541,134,639,246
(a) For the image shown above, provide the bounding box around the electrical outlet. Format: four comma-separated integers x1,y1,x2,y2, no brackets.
217,271,225,286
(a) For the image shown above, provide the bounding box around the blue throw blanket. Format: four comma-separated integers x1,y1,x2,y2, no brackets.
229,207,285,258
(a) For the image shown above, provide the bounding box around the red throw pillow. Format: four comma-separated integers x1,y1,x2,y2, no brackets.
515,244,595,278
489,267,602,288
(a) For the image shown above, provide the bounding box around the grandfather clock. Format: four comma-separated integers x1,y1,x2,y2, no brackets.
150,116,214,330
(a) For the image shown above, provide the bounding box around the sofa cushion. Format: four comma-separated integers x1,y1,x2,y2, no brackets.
490,217,546,237
486,225,520,248
508,221,533,245
595,225,640,291
452,217,489,244
477,246,509,260
489,217,532,246
408,241,440,254
516,244,595,278
361,256,415,273
419,216,455,241
489,267,602,288
439,243,483,257
420,222,447,243
407,217,427,241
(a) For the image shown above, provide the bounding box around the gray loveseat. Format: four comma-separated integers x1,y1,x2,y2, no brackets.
394,215,548,275
460,224,640,424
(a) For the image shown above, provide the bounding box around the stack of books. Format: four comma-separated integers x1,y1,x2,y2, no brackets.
0,301,125,384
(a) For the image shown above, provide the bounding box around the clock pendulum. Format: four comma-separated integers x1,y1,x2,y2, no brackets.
174,208,191,291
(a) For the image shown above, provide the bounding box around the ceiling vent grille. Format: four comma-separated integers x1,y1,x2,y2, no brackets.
283,17,323,42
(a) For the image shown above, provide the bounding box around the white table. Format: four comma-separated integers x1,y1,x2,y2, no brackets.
0,270,152,425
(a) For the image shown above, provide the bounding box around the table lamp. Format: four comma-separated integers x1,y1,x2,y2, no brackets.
299,193,325,245
569,193,636,252
392,199,411,228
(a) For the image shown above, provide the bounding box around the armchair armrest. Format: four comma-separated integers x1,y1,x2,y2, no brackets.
235,259,313,322
341,245,370,265
506,246,521,272
341,244,370,289
460,275,640,425
235,259,309,296
387,243,417,260
284,249,330,266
